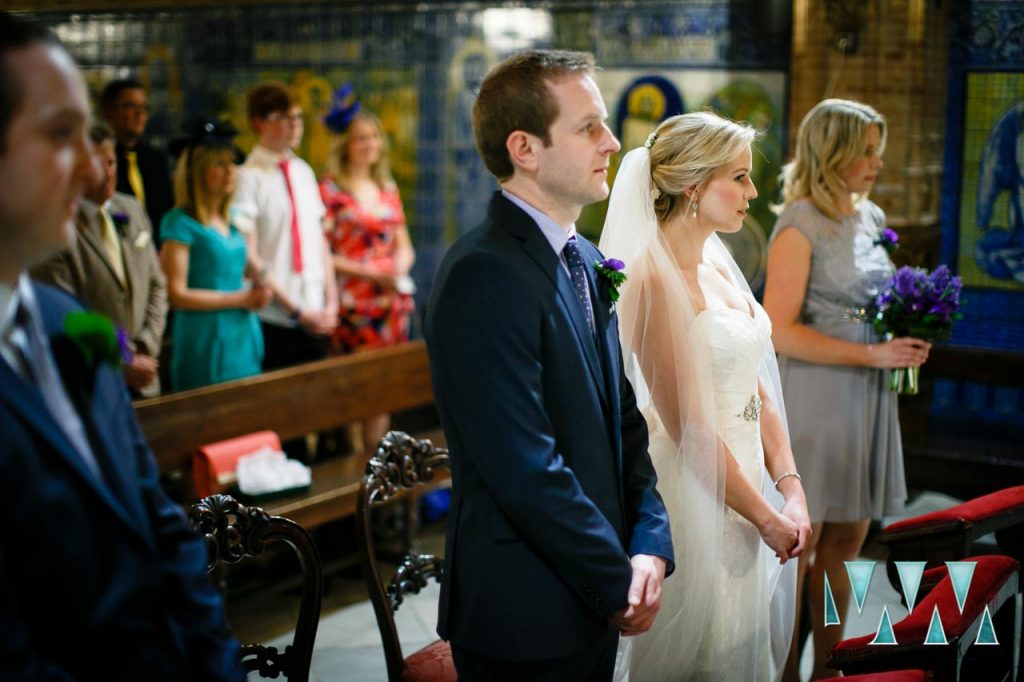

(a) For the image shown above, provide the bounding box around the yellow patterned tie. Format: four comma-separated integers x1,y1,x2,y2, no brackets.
125,150,146,207
100,208,126,284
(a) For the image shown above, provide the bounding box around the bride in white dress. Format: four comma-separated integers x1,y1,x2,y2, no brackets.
600,112,812,681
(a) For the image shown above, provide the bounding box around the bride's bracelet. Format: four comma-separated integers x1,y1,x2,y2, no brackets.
773,471,802,489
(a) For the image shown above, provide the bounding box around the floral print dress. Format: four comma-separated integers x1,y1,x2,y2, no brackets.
319,178,414,353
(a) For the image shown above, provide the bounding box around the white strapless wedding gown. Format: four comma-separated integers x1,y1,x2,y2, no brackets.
617,300,794,682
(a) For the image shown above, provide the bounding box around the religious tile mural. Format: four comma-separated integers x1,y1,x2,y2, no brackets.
938,0,1024,425
959,75,1024,290
942,0,1024,352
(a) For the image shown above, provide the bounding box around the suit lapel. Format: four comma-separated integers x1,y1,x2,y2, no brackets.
78,210,127,291
120,230,142,299
578,238,624,469
500,197,609,405
0,357,97,484
32,290,149,544
111,196,145,299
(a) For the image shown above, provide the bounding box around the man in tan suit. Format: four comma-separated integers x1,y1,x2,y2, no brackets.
32,123,168,396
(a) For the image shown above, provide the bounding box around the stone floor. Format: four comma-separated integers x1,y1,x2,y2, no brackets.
232,490,986,681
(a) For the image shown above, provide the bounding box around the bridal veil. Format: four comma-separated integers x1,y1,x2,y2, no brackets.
601,146,796,681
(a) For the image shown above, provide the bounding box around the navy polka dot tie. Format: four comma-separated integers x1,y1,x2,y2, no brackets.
563,237,595,336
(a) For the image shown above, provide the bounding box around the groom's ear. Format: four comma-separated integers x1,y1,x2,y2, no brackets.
506,130,539,174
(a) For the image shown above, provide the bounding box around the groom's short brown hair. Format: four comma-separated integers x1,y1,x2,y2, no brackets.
472,49,596,182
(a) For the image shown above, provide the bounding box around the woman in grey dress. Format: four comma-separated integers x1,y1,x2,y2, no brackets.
763,99,931,680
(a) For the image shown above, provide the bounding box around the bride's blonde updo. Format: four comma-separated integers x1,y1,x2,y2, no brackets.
648,111,758,225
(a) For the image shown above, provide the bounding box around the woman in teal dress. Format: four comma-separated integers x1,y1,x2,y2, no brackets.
160,119,270,391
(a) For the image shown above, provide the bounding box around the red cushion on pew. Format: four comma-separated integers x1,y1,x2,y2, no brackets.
883,486,1024,534
402,639,456,682
833,555,1019,658
817,670,932,681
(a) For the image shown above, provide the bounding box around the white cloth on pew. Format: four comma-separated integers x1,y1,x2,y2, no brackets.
237,446,312,495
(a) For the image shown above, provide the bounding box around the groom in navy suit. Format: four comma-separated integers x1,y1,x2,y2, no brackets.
0,14,241,680
426,50,674,680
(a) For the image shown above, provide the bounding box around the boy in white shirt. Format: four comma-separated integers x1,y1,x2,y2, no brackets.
233,81,338,370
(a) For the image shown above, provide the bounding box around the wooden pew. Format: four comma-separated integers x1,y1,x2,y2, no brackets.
899,344,1024,500
134,341,443,529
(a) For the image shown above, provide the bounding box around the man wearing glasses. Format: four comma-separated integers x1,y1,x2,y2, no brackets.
232,82,338,374
100,78,174,242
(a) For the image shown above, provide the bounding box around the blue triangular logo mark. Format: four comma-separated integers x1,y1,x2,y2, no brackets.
824,571,840,626
870,605,897,645
845,561,876,615
946,561,976,614
895,561,927,612
975,605,999,645
924,605,948,645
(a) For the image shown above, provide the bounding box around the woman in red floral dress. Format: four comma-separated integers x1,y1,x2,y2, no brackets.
320,105,415,450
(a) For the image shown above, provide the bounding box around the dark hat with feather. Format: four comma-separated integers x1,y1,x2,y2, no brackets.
169,117,244,163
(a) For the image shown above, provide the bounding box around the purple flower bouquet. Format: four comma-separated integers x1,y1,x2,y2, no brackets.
871,264,962,394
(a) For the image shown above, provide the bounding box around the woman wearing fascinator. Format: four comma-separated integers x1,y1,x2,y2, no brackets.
318,85,415,451
600,111,811,681
160,117,271,390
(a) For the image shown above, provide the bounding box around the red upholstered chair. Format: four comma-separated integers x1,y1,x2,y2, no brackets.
827,555,1021,681
356,431,455,682
881,486,1024,598
817,670,932,681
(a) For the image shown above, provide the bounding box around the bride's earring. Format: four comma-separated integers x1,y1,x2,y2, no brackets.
691,198,699,218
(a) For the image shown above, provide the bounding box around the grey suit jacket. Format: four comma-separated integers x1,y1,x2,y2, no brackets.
31,192,168,394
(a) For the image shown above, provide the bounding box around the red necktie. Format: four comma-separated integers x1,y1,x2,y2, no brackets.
278,158,303,273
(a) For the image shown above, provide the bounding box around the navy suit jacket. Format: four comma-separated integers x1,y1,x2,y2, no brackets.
425,192,673,660
0,283,242,681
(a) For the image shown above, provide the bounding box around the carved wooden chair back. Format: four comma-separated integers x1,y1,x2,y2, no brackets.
356,430,451,682
189,494,323,681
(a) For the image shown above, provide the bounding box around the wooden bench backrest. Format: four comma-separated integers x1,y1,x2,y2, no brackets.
134,341,433,474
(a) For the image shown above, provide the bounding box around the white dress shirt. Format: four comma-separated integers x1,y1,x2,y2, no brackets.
232,144,328,327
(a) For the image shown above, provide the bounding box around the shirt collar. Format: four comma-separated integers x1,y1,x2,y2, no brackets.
501,188,577,256
248,144,296,167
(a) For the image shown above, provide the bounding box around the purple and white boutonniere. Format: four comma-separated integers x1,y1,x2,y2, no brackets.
873,227,900,256
109,210,130,235
594,258,627,303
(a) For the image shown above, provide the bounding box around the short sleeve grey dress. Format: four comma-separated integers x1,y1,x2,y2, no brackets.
770,199,907,523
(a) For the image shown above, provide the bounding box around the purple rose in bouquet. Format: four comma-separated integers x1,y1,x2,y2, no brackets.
871,264,962,393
